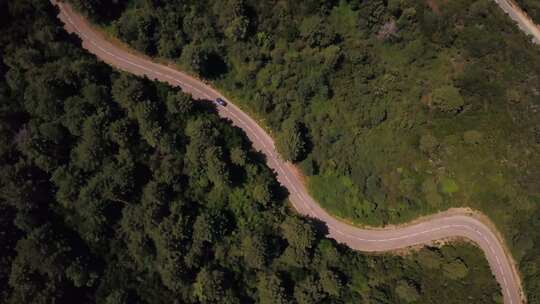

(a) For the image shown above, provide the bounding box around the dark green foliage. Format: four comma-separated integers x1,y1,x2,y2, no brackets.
0,1,522,303
193,268,239,304
65,0,540,300
257,273,290,304
70,0,125,22
431,85,465,114
116,9,157,54
180,43,227,78
276,120,307,162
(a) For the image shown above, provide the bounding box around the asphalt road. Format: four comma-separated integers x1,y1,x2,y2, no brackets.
51,1,527,303
495,0,540,44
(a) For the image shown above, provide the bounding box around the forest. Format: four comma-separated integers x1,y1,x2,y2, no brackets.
0,1,507,303
515,0,540,24
67,0,540,301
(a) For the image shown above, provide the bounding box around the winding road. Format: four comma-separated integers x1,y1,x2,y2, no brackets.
51,1,533,303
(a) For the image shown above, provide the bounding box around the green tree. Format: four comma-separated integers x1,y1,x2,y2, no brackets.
112,74,148,112
194,268,238,304
281,216,316,250
192,211,229,244
257,273,290,304
156,11,185,58
229,146,247,166
66,257,98,288
276,120,307,162
166,90,193,115
205,146,231,188
294,275,324,304
116,9,157,54
0,2,524,303
419,133,438,154
73,113,112,171
320,269,342,297
241,233,268,269
108,118,134,147
226,17,249,41
252,179,272,206
299,16,336,48
431,85,464,114
443,259,469,280
463,130,483,145
416,248,443,269
134,100,162,147
181,43,210,76
395,280,420,302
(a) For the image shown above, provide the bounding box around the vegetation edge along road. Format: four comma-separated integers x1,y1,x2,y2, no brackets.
496,0,540,43
51,0,531,303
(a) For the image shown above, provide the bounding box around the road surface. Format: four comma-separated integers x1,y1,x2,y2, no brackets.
496,0,540,44
51,1,528,303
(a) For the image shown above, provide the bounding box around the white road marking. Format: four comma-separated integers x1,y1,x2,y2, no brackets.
54,3,522,303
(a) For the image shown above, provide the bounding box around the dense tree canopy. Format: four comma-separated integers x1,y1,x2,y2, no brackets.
0,1,507,303
66,0,540,300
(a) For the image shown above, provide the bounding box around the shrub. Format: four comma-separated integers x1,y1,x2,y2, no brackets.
432,85,464,114
463,130,483,145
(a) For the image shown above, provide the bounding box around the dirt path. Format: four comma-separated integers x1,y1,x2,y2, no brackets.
50,1,529,303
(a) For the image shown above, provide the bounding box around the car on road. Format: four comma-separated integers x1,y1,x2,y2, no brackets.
216,98,227,106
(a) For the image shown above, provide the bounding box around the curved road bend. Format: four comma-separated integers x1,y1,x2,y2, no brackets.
51,1,527,303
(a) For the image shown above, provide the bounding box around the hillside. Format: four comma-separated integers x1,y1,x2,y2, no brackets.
66,0,540,301
0,1,503,303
